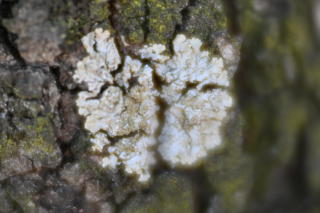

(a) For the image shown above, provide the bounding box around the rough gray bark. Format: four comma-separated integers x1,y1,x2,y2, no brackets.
0,0,319,212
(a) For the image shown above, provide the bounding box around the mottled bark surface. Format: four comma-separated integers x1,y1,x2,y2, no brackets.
0,0,319,212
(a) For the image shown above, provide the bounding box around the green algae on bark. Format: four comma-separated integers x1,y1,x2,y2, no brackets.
50,0,112,45
0,116,61,167
115,0,146,44
23,117,61,164
114,0,188,46
146,0,188,45
121,173,195,213
181,0,228,54
0,65,62,179
234,0,320,211
204,110,253,212
111,0,229,53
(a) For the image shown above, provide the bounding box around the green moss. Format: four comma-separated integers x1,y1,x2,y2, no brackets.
51,0,231,50
50,0,111,45
116,0,189,46
23,117,57,156
12,89,37,100
116,0,146,44
0,116,57,162
146,0,188,45
13,196,36,213
5,176,42,213
23,136,55,157
0,138,19,160
202,109,253,212
90,1,110,21
33,117,51,133
78,158,105,178
121,173,195,213
182,0,228,54
234,0,320,209
306,121,320,195
238,0,261,36
153,174,194,212
205,143,253,212
70,131,91,157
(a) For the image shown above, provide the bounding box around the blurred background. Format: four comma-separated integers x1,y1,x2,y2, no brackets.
233,0,320,212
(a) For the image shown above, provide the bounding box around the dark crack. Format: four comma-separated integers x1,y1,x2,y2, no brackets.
154,97,169,139
108,0,126,64
98,130,143,147
0,0,24,65
86,82,113,100
167,0,196,55
49,66,64,92
107,0,135,96
181,82,200,95
175,0,197,33
0,0,17,19
127,76,140,91
152,96,171,172
152,69,167,92
222,0,240,35
143,0,150,42
0,25,26,66
58,142,75,167
201,83,227,91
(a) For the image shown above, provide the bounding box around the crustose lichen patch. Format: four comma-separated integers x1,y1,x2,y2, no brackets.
73,28,238,182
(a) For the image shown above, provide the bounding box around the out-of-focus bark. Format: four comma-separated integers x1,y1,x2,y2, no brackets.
234,0,320,211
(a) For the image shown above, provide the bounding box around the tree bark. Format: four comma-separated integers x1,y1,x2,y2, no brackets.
0,0,319,212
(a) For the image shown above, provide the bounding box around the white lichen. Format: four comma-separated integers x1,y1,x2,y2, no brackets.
158,89,232,166
101,136,157,182
155,34,230,104
73,28,120,94
73,28,238,182
138,43,169,63
152,35,233,166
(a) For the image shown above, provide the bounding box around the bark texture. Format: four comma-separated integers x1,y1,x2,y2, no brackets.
0,0,319,212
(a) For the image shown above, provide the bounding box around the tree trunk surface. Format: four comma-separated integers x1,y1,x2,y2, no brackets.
0,0,319,212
